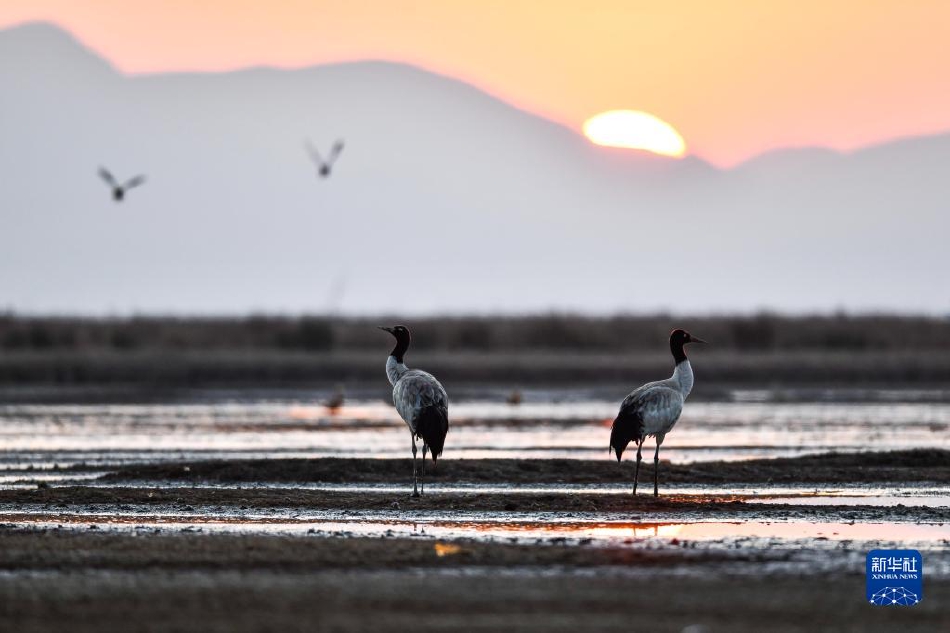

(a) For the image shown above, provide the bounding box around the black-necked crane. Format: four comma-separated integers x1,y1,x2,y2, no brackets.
98,167,146,201
379,325,448,497
609,329,706,496
305,139,344,178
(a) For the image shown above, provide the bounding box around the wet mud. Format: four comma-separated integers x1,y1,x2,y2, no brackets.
103,449,950,485
3,486,949,522
0,529,947,633
2,449,948,631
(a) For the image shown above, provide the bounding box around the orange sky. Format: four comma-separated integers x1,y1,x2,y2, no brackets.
3,1,950,166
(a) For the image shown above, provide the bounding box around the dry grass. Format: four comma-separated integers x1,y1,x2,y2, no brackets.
1,314,948,388
0,347,947,388
2,313,949,353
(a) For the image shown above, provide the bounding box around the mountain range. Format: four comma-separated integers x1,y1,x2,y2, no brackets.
1,22,947,314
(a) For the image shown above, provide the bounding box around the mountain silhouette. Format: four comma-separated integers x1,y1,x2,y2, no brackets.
0,22,947,314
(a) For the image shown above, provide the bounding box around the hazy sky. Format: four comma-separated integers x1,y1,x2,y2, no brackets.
2,1,950,166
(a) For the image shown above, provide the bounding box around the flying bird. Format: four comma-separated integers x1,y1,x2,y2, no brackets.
98,167,146,202
305,139,344,178
609,329,706,496
379,325,449,497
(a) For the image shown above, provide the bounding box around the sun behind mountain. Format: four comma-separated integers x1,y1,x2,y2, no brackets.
583,110,686,158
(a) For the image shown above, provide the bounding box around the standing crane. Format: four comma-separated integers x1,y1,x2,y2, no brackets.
609,329,706,496
379,325,449,497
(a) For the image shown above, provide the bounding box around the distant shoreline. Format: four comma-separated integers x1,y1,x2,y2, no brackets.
1,314,948,396
0,349,947,398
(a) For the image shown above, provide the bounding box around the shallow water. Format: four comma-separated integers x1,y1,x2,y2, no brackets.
1,395,948,471
1,390,947,591
2,509,946,577
2,507,945,546
3,516,943,542
5,474,948,509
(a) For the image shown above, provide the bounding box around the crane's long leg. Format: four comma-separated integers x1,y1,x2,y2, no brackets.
633,440,643,495
421,444,428,495
653,442,661,497
411,436,419,498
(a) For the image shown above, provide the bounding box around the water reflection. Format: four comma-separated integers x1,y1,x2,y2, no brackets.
1,511,945,544
0,398,948,470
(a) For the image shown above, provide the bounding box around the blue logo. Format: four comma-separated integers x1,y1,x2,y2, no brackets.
866,549,922,606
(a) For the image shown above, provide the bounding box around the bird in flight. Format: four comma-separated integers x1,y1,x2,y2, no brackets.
98,167,146,202
304,139,344,178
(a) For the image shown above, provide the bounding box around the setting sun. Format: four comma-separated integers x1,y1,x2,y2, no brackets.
583,110,686,158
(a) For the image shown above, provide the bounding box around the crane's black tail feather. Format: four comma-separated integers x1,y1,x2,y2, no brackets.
609,413,643,462
416,406,448,463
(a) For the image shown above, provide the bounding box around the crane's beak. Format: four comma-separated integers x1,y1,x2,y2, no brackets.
690,336,708,344
377,326,394,334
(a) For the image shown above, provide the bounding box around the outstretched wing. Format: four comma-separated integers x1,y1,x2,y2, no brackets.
304,139,324,165
98,167,117,188
327,140,344,164
123,175,146,190
392,370,448,434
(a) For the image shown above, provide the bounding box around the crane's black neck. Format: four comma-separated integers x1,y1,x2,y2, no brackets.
671,338,688,365
390,334,410,363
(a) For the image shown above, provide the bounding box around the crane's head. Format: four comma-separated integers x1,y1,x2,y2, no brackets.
378,325,411,362
670,329,706,364
670,329,707,347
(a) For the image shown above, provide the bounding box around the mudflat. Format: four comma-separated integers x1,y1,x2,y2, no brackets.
0,530,946,632
1,450,947,631
101,449,950,485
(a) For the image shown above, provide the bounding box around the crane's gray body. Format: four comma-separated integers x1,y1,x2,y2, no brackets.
616,360,694,442
387,357,449,439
